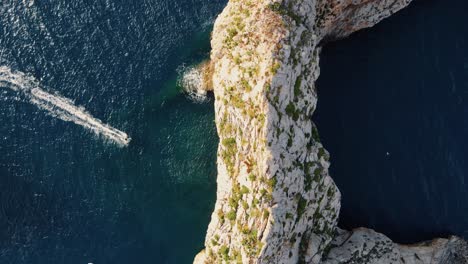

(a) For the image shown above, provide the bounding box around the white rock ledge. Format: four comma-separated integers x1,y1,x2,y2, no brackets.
324,228,468,264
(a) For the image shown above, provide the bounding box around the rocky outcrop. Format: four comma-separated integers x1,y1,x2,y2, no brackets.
323,228,468,264
316,0,412,40
194,0,467,263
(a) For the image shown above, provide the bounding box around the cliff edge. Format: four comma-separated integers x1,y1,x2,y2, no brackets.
194,0,468,263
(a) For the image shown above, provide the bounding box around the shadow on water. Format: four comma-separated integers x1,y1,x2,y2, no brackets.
314,0,468,243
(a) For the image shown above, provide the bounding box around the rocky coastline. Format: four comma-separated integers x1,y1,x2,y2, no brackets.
194,0,468,263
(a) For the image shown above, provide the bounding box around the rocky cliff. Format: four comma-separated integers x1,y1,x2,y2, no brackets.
323,228,468,264
194,0,468,263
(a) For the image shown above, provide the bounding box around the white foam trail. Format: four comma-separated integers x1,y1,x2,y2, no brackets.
177,65,208,103
0,66,130,146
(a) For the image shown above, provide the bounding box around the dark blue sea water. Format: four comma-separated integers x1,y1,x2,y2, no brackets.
1,0,466,263
0,0,225,263
315,0,468,244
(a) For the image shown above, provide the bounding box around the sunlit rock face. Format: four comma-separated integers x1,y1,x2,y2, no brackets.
195,0,466,263
323,228,468,264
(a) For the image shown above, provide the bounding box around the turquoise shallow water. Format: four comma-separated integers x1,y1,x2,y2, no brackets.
0,0,225,263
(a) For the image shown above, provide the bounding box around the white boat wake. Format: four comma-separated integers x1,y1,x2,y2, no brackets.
0,66,131,146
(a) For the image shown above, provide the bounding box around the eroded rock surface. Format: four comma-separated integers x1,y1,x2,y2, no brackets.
194,0,468,263
323,228,468,264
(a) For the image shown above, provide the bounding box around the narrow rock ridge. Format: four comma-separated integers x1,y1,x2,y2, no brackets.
194,0,468,263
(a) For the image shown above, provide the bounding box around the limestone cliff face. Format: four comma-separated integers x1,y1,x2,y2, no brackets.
315,0,412,40
323,228,468,264
194,0,467,263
